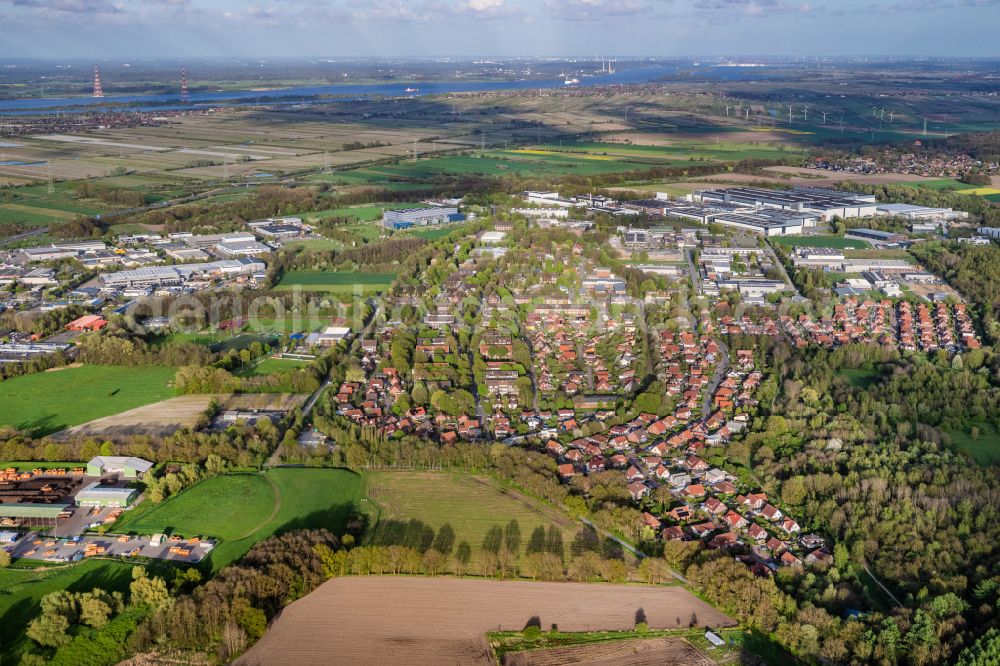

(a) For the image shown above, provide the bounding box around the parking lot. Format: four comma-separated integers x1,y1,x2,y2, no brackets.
8,531,214,564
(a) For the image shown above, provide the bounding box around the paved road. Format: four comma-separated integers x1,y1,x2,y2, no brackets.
702,338,730,419
0,227,46,247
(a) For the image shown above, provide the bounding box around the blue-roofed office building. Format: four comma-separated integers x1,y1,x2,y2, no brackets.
382,207,461,229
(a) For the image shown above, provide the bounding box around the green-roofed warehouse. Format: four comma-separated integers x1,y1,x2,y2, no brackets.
0,503,68,527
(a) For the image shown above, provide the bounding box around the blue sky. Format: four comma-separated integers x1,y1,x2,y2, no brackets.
1,0,999,58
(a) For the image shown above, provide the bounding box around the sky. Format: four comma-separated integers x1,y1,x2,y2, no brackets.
1,0,1000,58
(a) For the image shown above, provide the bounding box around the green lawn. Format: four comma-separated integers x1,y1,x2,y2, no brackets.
237,357,311,376
770,236,870,249
308,202,423,222
946,422,1000,466
111,468,364,570
274,270,396,294
839,368,882,389
280,237,343,251
0,365,176,436
365,471,574,569
407,225,468,240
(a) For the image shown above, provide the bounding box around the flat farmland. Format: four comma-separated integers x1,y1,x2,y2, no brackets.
504,637,713,666
53,394,215,440
365,472,576,568
237,577,735,666
0,365,176,436
274,270,396,293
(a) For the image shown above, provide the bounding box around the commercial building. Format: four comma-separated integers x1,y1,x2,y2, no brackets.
75,482,138,508
976,227,1000,239
183,232,257,250
99,258,265,289
87,456,154,480
0,341,71,364
248,217,307,238
709,211,814,236
875,203,969,221
66,315,108,332
844,228,908,245
691,187,877,221
215,239,271,257
382,207,461,229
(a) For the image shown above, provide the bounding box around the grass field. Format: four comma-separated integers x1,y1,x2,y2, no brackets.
770,235,871,249
308,202,423,222
112,468,364,570
0,560,141,660
274,270,397,293
0,365,176,436
365,471,575,568
238,357,311,376
407,225,467,240
946,422,1000,466
839,367,882,389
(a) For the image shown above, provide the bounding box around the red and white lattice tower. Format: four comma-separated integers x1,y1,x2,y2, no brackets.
92,65,104,98
180,66,190,103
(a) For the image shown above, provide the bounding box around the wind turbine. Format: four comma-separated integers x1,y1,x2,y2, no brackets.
725,106,731,117
923,117,928,136
888,111,894,123
788,105,793,124
745,108,750,120
822,111,827,124
880,108,885,122
803,107,808,121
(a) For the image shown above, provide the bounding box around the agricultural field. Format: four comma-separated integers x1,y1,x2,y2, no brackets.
112,468,364,570
54,395,215,440
365,471,576,568
769,235,871,249
274,270,397,294
0,365,176,436
238,577,735,665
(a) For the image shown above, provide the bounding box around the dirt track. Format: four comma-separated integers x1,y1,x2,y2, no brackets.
505,637,714,666
237,577,734,666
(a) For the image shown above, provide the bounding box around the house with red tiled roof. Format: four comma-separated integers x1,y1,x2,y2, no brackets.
689,522,717,538
684,484,707,498
703,497,727,516
724,510,748,530
662,525,686,541
747,523,768,542
628,481,649,500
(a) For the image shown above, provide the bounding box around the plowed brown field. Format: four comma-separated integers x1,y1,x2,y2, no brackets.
237,577,734,666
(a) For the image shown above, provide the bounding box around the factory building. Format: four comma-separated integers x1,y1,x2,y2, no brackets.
382,207,462,229
875,203,968,221
76,482,138,508
844,228,908,245
99,258,265,289
691,187,877,221
87,456,154,479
